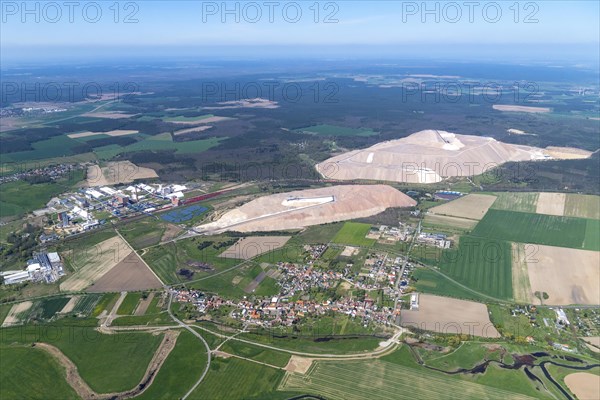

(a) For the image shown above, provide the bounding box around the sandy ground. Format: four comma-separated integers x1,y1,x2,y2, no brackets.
86,161,158,186
285,356,313,374
1,301,33,327
81,112,136,119
59,296,81,314
507,129,533,135
60,236,132,292
526,245,600,305
424,214,478,230
582,337,600,353
400,294,500,338
198,185,416,233
564,194,600,220
160,223,184,243
493,105,551,113
88,252,162,293
219,236,292,260
511,243,533,303
429,194,497,220
167,115,232,125
564,372,600,400
341,246,360,257
203,98,279,109
68,129,138,138
545,147,594,160
316,130,589,183
134,292,156,316
173,125,213,135
536,193,566,216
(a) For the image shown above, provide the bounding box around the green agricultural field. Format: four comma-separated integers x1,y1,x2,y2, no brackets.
72,294,102,316
411,268,490,302
91,292,120,317
472,209,599,251
0,169,85,218
490,192,539,213
0,323,163,393
136,330,209,400
142,237,241,286
117,292,142,315
219,340,291,368
238,331,382,355
437,236,513,300
294,222,344,244
190,356,285,400
564,194,600,219
295,124,378,137
0,346,79,399
38,297,71,320
425,342,501,370
118,218,166,249
332,222,375,247
278,359,536,400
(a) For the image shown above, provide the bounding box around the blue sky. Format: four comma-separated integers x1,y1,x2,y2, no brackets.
1,1,599,61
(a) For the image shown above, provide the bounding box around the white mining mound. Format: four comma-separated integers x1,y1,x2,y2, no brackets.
316,129,593,184
197,185,415,233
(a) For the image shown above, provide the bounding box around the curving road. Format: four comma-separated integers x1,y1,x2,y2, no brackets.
166,293,212,400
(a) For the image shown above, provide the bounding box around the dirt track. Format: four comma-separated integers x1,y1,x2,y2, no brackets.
34,330,179,400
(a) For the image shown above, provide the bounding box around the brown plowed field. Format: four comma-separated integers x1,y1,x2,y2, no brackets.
88,252,162,293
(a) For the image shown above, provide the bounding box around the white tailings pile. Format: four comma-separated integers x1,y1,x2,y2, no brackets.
197,185,416,233
316,129,593,184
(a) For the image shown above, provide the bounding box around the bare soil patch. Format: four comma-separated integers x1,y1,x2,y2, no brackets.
134,292,155,316
526,245,599,305
564,372,600,400
582,337,600,353
199,185,416,233
545,147,593,160
161,223,184,243
536,193,566,216
86,161,158,186
341,246,360,257
429,194,497,220
511,243,533,303
493,105,551,113
285,356,313,374
61,236,132,292
564,194,600,219
424,214,477,230
1,301,33,327
219,236,292,259
173,126,213,135
60,296,81,314
400,294,500,338
88,252,162,293
68,129,138,139
81,112,136,119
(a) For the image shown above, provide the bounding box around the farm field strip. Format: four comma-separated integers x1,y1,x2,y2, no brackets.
471,209,598,251
438,236,513,300
491,193,539,213
279,360,535,400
